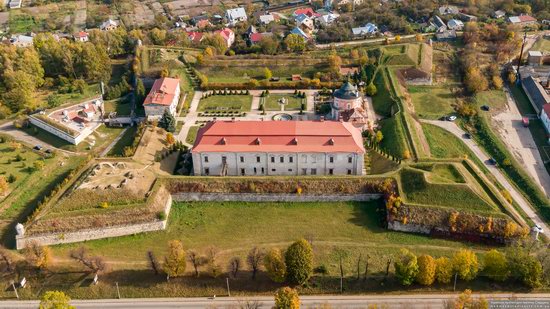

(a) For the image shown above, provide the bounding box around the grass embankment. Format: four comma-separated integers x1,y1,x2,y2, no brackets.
409,86,456,119
422,123,470,159
186,126,199,145
399,168,496,212
107,126,138,156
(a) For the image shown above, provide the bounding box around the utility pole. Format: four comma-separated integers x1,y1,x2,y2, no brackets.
11,282,18,300
116,282,121,299
517,30,528,80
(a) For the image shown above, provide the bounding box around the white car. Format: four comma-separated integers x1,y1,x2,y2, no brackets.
447,115,457,121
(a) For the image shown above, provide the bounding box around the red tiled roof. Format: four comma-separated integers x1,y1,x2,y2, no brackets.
76,31,88,38
519,15,537,22
294,8,320,18
250,32,263,43
186,31,204,43
144,78,180,106
215,28,233,40
192,120,365,153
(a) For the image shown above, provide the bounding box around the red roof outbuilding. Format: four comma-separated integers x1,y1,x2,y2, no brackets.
144,78,180,106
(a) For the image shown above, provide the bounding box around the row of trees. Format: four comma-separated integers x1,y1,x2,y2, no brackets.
159,239,314,285
394,246,545,288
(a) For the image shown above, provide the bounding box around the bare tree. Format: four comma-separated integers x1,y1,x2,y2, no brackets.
237,299,262,309
247,247,264,279
363,254,370,281
206,246,221,277
187,250,207,277
70,246,107,274
147,251,160,275
0,246,15,274
384,257,392,280
228,257,242,278
24,241,52,272
356,253,362,280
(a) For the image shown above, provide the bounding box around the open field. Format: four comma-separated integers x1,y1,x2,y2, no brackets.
264,94,304,111
408,85,456,119
197,95,252,112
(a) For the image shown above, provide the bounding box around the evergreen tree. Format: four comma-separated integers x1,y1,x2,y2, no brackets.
159,109,176,133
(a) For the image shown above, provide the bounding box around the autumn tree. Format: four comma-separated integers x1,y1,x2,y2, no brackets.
365,83,377,96
284,34,306,53
0,176,8,196
163,240,186,280
247,247,264,279
328,54,342,75
166,132,175,145
453,249,479,281
464,67,488,94
483,249,509,282
203,34,228,55
149,28,167,45
228,257,242,278
274,287,300,309
39,291,75,309
492,75,503,90
451,289,489,309
187,250,207,277
506,247,544,288
206,246,221,277
69,246,107,274
416,254,436,286
264,67,273,80
259,36,280,55
264,248,286,283
24,241,52,271
435,257,453,284
394,248,419,286
285,239,313,285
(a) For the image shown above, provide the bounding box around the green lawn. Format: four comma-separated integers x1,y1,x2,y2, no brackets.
474,90,508,116
399,168,496,212
0,137,42,201
530,37,550,53
198,64,322,83
104,97,132,116
9,11,39,33
371,72,394,117
430,164,466,184
408,85,456,119
107,126,138,156
186,126,199,145
379,116,407,157
197,95,252,112
422,123,470,159
368,150,400,175
264,94,304,111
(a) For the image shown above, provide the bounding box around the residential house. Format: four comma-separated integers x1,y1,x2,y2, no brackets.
293,8,320,19
143,78,181,119
10,34,34,48
259,14,275,25
100,19,118,31
458,12,477,22
74,31,89,42
351,23,378,37
246,25,258,37
295,14,315,34
336,0,364,8
438,5,459,15
9,0,21,9
191,15,209,26
249,32,273,45
436,30,457,41
196,19,213,29
447,19,464,31
215,28,235,48
492,10,506,19
290,27,310,40
508,15,537,26
186,31,204,44
191,120,366,176
226,7,247,25
528,51,543,66
318,13,339,27
522,76,550,114
431,16,447,32
540,104,550,141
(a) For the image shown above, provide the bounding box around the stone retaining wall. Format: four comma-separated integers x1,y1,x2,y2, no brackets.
15,196,172,250
172,193,383,202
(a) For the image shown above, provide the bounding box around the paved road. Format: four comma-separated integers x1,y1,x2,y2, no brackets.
1,294,549,309
424,120,549,238
315,33,433,49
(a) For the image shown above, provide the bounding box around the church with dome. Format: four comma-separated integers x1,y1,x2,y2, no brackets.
330,81,370,130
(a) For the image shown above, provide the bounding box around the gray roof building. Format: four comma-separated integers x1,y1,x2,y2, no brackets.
522,76,550,114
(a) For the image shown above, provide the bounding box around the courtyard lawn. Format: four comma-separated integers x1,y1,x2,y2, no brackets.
198,64,322,83
530,37,550,53
408,85,456,119
103,97,132,116
186,126,199,145
107,126,138,157
197,95,252,112
264,94,304,111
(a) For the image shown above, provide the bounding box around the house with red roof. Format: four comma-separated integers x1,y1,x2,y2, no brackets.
293,8,321,18
508,15,537,26
143,78,181,119
74,31,89,42
191,120,365,176
186,31,204,44
215,28,235,47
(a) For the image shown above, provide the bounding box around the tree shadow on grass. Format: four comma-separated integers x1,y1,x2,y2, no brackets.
348,200,387,234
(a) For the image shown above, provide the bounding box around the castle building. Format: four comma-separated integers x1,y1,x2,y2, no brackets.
192,120,365,176
330,81,369,129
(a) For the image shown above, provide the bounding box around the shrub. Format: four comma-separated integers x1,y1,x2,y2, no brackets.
274,287,299,309
157,211,167,221
285,239,313,285
99,202,109,209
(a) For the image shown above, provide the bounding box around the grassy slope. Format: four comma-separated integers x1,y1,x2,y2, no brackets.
422,123,470,159
186,126,199,145
107,126,138,156
408,86,456,119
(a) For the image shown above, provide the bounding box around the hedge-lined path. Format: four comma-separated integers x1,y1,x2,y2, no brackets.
423,119,549,240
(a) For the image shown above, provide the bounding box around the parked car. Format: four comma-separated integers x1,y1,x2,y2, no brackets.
463,133,471,139
487,158,497,165
45,149,52,154
33,145,43,151
447,115,457,121
481,105,490,111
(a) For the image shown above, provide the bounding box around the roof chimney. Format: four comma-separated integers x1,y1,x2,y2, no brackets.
255,137,261,145
220,137,227,145
292,137,298,145
320,116,325,122
231,117,235,122
328,138,335,145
